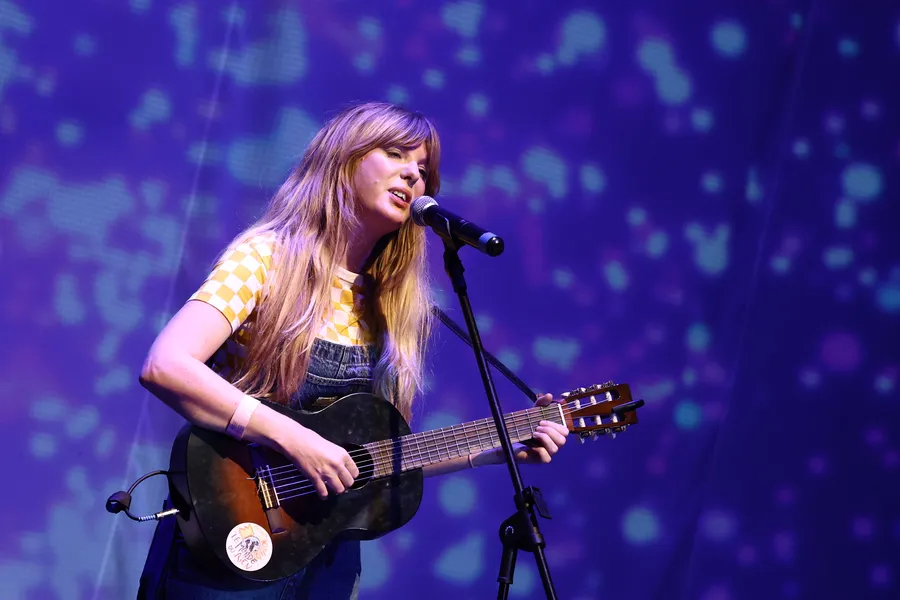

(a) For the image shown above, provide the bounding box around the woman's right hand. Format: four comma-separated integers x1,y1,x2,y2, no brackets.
277,421,360,499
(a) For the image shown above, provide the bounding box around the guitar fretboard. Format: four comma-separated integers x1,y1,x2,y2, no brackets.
362,404,564,477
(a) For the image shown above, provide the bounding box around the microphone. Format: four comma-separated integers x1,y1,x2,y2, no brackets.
410,196,504,257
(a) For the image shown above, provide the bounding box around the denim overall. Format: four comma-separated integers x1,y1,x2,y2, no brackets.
138,339,377,599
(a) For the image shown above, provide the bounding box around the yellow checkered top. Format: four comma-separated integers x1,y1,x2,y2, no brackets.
189,234,373,379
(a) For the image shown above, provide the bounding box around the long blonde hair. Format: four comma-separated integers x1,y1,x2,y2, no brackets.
226,102,441,420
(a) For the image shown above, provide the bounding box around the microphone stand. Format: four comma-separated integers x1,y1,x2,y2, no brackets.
435,227,558,600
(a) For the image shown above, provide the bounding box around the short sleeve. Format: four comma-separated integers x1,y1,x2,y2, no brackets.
189,236,274,333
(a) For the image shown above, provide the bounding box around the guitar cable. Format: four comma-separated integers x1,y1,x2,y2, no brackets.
431,306,539,404
105,469,180,522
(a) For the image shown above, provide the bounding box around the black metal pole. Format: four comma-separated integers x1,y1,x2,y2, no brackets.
439,236,557,600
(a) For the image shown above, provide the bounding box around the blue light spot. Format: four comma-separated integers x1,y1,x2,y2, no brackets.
54,274,85,324
95,366,131,396
536,53,555,74
441,0,483,38
466,93,488,117
686,223,730,275
460,164,487,196
701,510,737,541
521,146,568,198
169,4,198,67
838,38,859,58
835,199,856,228
622,507,659,544
353,52,374,72
208,8,307,85
746,167,763,203
876,283,900,313
66,406,99,439
790,13,803,29
557,10,606,65
456,44,481,66
771,255,791,273
385,85,408,105
553,268,574,289
359,540,390,589
438,477,477,516
674,401,702,430
532,337,581,371
636,38,673,74
691,108,714,132
30,433,57,459
227,107,319,185
646,232,668,258
55,120,83,147
701,172,722,193
129,89,171,130
495,349,522,372
31,396,66,421
604,261,629,291
95,429,116,458
686,323,710,351
423,69,445,89
221,4,246,26
823,246,853,269
434,533,485,583
875,375,894,394
475,313,493,332
655,68,692,106
858,268,876,286
508,565,536,597
792,138,810,158
527,197,545,214
357,17,381,40
842,163,882,201
711,20,747,58
490,166,519,196
834,142,850,159
627,207,647,226
130,0,150,13
73,33,96,56
580,164,606,194
683,368,697,385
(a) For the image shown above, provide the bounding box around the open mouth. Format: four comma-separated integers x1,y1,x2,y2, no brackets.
388,189,409,206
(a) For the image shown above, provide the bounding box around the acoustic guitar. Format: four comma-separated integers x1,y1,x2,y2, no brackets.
166,381,640,581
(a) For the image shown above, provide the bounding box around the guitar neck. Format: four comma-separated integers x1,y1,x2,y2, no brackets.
363,403,565,477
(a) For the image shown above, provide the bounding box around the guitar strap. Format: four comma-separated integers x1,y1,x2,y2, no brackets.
430,305,539,404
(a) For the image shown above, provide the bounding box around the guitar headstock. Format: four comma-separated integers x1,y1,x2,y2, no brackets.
561,381,642,442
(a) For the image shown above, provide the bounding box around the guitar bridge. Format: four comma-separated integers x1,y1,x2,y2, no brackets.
256,464,280,510
249,447,286,534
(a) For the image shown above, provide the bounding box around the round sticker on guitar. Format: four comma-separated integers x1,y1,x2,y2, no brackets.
225,522,272,571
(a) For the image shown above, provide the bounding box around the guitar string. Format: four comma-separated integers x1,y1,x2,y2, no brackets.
273,412,624,503
264,401,615,486
260,398,607,481
264,404,560,484
256,403,624,501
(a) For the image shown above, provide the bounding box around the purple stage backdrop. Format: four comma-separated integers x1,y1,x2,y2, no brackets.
1,1,898,599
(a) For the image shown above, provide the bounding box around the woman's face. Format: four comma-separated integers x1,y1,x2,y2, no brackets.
351,143,429,240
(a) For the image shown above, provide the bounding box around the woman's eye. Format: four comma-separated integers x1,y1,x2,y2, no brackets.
418,168,428,180
387,149,402,158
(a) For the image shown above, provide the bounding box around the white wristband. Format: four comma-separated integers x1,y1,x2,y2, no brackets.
467,453,476,469
226,394,260,440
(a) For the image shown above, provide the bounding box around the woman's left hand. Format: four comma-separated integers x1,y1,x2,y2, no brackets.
513,393,569,464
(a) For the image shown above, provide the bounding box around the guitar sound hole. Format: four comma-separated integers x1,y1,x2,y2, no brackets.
348,444,375,489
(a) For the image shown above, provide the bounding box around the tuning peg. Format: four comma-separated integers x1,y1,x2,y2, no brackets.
577,435,586,444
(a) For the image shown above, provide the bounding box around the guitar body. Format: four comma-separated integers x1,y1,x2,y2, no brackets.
167,393,423,582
